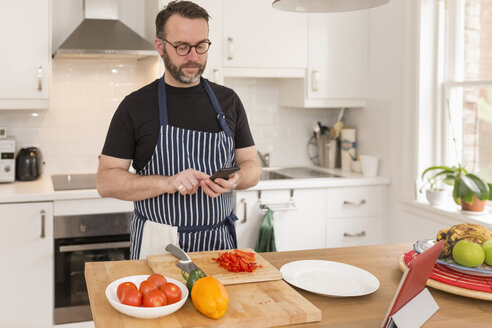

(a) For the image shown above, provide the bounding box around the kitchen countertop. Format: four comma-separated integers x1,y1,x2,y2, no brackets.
0,174,100,203
0,167,390,203
85,243,491,328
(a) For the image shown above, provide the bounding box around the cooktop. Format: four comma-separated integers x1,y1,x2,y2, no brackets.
51,173,97,191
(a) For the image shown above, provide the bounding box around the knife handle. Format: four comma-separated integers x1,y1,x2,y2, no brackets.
165,244,191,261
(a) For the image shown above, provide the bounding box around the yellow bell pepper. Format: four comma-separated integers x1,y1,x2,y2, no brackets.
191,276,229,319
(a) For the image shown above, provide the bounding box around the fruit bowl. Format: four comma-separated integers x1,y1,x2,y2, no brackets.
105,275,188,319
414,239,492,277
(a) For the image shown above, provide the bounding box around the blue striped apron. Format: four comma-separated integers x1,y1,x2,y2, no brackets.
129,75,238,259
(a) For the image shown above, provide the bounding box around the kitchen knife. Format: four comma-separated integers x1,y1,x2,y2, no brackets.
165,244,207,276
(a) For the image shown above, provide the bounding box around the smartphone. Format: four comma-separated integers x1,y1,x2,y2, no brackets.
209,166,240,181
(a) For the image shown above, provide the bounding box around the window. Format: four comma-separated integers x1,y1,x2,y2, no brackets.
443,0,492,181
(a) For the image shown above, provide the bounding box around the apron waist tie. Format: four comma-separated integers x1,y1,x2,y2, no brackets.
134,209,238,246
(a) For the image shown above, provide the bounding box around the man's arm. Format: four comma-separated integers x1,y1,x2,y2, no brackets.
233,145,262,190
97,154,210,201
200,145,261,197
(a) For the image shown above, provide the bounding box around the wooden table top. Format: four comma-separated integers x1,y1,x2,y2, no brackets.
86,243,492,327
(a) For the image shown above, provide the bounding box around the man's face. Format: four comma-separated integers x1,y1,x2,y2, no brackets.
156,14,209,87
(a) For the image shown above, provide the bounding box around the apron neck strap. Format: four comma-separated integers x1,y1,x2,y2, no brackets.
157,74,233,137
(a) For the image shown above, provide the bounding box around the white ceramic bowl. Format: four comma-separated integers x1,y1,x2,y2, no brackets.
105,275,188,319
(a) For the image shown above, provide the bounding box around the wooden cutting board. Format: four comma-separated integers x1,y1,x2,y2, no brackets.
85,259,322,328
147,248,283,285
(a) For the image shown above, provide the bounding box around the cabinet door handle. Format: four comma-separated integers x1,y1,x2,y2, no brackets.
343,199,366,206
37,65,43,91
240,198,247,223
227,37,234,60
343,231,366,237
311,70,319,92
40,209,46,238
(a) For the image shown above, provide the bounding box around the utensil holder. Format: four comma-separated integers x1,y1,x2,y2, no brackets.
324,140,337,169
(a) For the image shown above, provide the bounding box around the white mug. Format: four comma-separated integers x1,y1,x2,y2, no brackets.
359,155,379,177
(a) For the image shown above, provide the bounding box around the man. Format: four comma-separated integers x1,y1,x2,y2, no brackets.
97,0,261,259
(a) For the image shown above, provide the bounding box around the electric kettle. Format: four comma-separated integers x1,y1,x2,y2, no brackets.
15,147,42,181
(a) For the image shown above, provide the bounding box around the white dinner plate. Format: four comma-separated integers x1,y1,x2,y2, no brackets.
280,260,380,297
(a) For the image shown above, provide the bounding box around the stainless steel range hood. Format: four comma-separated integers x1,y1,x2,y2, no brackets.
53,0,157,59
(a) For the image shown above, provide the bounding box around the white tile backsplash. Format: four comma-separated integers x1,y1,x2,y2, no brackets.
0,60,336,175
224,78,338,167
0,58,160,175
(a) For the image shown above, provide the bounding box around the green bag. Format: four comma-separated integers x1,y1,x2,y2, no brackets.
255,207,277,252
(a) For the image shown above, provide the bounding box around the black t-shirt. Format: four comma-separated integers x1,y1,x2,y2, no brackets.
101,79,255,172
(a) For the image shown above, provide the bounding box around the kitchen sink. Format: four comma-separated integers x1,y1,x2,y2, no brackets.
260,167,342,180
260,170,292,180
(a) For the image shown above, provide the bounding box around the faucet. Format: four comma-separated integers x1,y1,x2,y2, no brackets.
257,151,270,167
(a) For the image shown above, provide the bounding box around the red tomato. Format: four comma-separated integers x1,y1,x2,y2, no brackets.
120,287,142,307
143,289,167,307
146,273,167,288
117,281,137,301
159,282,182,304
139,280,157,295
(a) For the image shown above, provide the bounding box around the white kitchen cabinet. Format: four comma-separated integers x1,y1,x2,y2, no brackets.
222,0,307,77
0,202,54,328
235,188,325,251
279,11,368,108
0,0,51,110
325,186,386,247
234,190,263,250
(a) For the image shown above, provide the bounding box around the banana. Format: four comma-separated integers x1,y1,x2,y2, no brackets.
435,223,492,258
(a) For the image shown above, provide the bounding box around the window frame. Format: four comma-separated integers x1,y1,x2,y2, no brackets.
441,0,492,170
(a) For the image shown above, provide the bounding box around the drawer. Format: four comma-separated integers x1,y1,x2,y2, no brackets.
54,198,133,216
325,186,383,218
325,216,384,248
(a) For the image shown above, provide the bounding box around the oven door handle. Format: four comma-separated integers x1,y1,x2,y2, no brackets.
58,241,130,253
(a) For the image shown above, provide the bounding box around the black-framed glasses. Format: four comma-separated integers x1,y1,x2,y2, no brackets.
161,38,211,56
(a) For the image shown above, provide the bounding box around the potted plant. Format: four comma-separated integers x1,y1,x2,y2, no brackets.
421,164,492,212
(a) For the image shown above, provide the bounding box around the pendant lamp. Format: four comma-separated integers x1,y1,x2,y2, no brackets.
272,0,389,13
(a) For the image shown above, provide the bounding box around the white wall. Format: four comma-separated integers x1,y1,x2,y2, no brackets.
343,0,428,243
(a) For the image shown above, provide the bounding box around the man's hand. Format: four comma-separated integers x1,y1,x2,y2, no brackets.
200,173,239,198
172,168,210,195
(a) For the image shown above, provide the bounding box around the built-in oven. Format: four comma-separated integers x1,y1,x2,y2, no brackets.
54,212,132,325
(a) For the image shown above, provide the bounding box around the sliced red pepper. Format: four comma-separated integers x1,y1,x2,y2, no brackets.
213,249,261,273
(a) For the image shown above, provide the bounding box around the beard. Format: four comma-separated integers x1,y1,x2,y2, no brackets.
162,50,206,85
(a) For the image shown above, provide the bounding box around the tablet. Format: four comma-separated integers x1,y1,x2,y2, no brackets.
381,240,443,328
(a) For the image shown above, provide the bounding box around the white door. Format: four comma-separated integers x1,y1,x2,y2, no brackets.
234,190,263,249
222,0,307,69
307,11,368,100
268,188,325,251
0,202,54,328
0,0,50,108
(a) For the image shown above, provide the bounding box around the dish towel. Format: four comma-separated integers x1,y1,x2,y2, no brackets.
255,207,277,252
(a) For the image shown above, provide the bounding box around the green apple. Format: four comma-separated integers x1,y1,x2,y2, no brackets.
452,240,485,267
482,240,492,266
